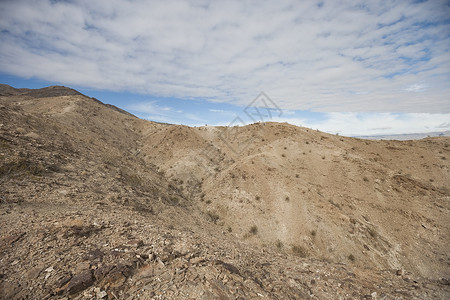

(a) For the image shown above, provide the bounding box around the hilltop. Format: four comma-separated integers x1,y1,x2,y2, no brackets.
0,85,449,299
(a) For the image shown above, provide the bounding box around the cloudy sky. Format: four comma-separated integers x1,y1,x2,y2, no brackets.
0,0,449,136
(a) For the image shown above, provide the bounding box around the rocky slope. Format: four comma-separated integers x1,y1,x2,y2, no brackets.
0,85,449,299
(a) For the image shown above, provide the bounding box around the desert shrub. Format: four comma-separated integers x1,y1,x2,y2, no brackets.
134,203,154,214
164,196,180,206
207,211,219,224
255,195,261,201
292,245,308,257
348,254,355,262
275,240,283,249
120,167,142,188
47,163,62,172
0,159,46,178
363,176,369,182
311,230,316,237
249,225,258,235
285,196,290,202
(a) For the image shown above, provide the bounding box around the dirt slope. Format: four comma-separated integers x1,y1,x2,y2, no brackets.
140,121,449,279
1,85,449,299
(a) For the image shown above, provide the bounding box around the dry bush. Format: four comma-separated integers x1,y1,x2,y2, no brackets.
249,225,258,235
292,245,308,258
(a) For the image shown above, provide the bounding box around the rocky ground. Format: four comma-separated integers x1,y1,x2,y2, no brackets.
0,85,449,299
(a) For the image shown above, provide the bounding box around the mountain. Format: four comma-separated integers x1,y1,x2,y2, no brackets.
1,84,449,299
355,131,450,140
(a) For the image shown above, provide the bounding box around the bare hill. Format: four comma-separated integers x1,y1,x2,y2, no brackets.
1,85,449,299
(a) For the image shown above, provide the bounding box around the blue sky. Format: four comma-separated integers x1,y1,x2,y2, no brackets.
0,0,449,136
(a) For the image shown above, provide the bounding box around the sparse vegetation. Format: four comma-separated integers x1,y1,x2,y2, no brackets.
276,240,283,249
255,195,261,201
311,230,316,237
249,225,258,235
0,159,46,178
363,176,369,182
348,254,355,262
292,245,308,257
207,211,219,224
120,168,142,188
285,196,290,202
166,196,180,206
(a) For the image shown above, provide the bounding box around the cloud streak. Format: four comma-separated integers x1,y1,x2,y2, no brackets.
0,0,449,113
274,112,450,136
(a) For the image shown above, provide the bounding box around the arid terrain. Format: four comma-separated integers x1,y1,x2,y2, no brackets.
0,84,449,299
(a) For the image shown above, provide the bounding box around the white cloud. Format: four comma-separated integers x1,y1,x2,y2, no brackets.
208,109,236,117
0,0,449,113
276,112,450,136
405,84,428,92
128,101,174,114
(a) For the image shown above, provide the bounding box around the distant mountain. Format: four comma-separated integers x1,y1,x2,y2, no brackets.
356,131,450,140
0,83,83,98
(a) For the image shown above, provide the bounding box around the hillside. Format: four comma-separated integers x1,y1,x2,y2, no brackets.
0,85,449,299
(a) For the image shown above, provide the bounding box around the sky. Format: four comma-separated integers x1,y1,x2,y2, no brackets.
0,0,449,136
